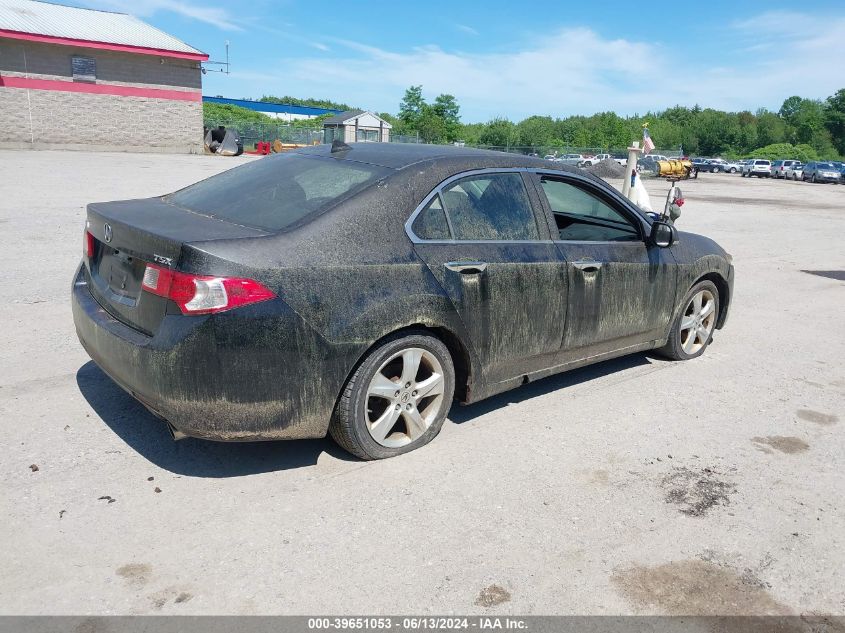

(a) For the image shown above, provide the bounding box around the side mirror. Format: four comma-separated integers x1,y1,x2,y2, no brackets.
650,221,675,248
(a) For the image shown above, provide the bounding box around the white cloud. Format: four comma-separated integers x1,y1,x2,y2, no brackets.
455,24,479,36
79,0,242,31
226,11,845,121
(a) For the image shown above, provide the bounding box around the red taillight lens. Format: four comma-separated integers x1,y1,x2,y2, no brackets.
141,263,276,315
85,231,95,258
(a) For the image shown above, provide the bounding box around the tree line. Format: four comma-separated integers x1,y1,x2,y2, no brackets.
203,86,845,159
385,86,845,159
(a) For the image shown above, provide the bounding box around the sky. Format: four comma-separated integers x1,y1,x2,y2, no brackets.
75,0,845,122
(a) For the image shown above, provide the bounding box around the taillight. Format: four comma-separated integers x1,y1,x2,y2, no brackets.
141,263,276,315
85,231,95,258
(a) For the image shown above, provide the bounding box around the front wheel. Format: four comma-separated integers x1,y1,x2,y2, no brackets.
329,331,455,460
730,167,737,173
658,281,720,361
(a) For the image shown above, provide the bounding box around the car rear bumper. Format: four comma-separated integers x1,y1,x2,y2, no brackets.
72,264,344,441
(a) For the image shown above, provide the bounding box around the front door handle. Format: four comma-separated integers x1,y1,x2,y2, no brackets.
445,261,488,274
572,259,603,274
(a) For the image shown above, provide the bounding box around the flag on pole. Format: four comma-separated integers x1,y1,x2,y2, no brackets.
642,124,655,155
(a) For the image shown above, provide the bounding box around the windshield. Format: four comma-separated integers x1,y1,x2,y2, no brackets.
166,153,391,231
817,163,835,169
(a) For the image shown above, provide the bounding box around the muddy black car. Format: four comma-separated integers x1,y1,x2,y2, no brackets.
72,143,734,459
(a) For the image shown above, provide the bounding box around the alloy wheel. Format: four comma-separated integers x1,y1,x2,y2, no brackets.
679,289,717,355
365,347,446,448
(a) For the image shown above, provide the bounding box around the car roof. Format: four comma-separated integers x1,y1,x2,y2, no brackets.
294,142,551,170
290,142,614,188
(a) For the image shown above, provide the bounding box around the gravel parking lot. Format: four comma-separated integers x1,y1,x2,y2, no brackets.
0,150,842,616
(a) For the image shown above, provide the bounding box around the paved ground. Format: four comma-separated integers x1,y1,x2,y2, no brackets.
0,150,842,616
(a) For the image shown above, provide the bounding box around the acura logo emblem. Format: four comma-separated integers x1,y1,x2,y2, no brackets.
104,223,113,243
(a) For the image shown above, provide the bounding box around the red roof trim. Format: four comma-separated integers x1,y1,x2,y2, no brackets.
0,29,208,61
0,75,202,102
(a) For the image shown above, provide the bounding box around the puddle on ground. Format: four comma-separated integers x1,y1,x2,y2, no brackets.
751,436,810,455
611,559,791,616
796,409,838,426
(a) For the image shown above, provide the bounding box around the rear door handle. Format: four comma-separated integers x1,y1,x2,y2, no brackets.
445,261,488,274
572,259,603,273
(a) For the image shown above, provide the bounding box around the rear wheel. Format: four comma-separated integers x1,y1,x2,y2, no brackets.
329,332,455,460
658,281,719,361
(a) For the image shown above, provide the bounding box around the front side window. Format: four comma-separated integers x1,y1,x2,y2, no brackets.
439,173,539,241
540,178,640,242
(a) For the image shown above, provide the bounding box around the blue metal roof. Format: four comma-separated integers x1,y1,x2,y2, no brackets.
202,96,343,116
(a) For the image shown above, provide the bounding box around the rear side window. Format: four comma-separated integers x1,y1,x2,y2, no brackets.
439,173,539,241
166,154,391,231
413,195,451,240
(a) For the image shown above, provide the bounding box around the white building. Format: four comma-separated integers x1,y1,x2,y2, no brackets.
323,110,391,143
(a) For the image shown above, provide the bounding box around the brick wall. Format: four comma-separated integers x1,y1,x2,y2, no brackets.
0,39,204,153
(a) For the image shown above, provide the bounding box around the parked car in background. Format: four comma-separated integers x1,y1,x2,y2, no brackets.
691,158,709,169
723,159,743,173
743,159,772,177
784,163,804,181
71,143,734,459
700,159,731,173
558,154,586,166
802,161,841,183
611,154,628,166
771,159,801,179
581,153,612,167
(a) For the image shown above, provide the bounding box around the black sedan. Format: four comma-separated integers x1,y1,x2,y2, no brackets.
72,143,734,459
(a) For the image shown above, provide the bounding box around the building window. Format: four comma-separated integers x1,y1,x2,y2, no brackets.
356,128,379,142
71,56,96,82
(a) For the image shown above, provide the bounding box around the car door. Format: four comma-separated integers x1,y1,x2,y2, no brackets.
408,170,568,383
530,171,677,360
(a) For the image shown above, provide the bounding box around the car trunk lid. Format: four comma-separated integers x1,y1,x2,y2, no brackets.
85,197,269,335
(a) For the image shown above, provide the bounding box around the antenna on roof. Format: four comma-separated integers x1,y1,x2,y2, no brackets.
331,139,353,153
202,40,230,75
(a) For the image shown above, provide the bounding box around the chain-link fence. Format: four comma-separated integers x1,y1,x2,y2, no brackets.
204,119,324,150
204,118,679,158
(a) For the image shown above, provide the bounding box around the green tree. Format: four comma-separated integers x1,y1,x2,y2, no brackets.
399,85,426,128
825,89,845,155
431,94,461,141
517,116,555,147
478,118,519,147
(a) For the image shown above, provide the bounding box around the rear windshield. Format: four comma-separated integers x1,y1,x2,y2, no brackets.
165,153,391,231
755,160,770,165
817,163,835,169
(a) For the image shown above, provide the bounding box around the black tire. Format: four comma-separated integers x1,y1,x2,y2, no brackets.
657,280,720,361
329,331,455,460
713,166,721,173
811,174,816,183
730,167,737,173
